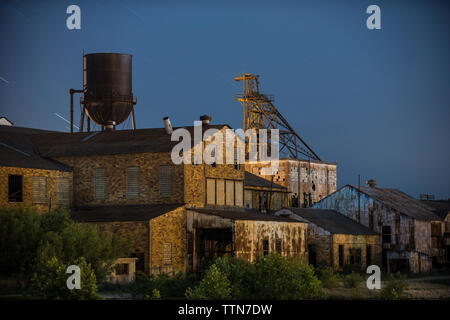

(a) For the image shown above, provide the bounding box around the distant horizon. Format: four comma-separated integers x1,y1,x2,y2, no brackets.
1,0,449,199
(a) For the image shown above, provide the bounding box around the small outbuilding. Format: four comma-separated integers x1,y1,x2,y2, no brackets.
276,208,380,270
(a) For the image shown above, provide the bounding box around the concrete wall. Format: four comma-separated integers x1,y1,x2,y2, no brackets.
245,159,337,207
0,165,73,213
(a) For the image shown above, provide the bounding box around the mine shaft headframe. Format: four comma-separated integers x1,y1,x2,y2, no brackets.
234,73,322,161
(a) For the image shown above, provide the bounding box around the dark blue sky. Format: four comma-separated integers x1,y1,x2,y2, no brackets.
1,0,449,199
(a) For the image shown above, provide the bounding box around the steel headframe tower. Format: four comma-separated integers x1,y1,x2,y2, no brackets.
234,73,321,161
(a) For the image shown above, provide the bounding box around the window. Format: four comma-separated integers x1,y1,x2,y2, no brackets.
366,245,372,266
290,167,298,182
234,147,240,170
263,240,269,255
56,178,70,205
115,263,129,275
382,226,391,244
216,179,225,205
300,167,308,183
160,166,173,197
126,167,140,199
319,169,326,185
93,168,106,200
8,175,22,202
32,176,47,204
350,248,362,265
328,170,335,186
206,178,216,205
276,239,282,254
234,180,243,207
225,180,234,206
338,245,344,267
163,242,172,265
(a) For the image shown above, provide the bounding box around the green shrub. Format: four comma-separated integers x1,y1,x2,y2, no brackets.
343,272,363,288
252,253,323,299
213,256,254,299
380,272,408,300
0,208,132,282
29,257,98,300
342,264,363,275
185,264,231,299
131,271,197,299
316,267,340,289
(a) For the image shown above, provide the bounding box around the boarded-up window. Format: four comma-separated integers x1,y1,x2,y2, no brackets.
263,240,269,255
234,180,243,207
319,169,326,185
160,166,173,197
206,178,216,205
216,179,225,205
163,242,172,265
56,178,70,205
126,166,140,199
290,166,298,182
94,168,107,200
8,175,23,202
32,176,47,204
310,169,316,182
244,190,252,208
276,239,282,254
272,192,282,210
300,167,308,183
226,180,234,206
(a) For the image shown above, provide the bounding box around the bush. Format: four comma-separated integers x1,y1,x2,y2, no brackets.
380,272,408,300
185,264,231,299
342,264,363,275
213,256,254,299
316,267,340,289
29,257,98,300
343,272,363,288
0,208,132,282
252,254,322,299
131,271,197,299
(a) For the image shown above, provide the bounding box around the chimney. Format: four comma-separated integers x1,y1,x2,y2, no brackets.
366,179,377,188
163,117,173,134
200,115,211,126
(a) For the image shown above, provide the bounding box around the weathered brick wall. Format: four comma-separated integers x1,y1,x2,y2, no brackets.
234,220,308,263
0,165,73,213
245,159,337,206
150,206,187,275
331,234,381,269
54,153,184,207
92,220,150,273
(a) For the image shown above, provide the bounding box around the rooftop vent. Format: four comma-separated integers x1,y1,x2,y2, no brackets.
366,179,377,188
200,115,211,126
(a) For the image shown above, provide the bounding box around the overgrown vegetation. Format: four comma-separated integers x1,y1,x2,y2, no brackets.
315,267,340,289
343,272,363,288
0,207,133,298
380,272,408,300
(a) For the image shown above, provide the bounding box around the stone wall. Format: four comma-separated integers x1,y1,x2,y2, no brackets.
0,165,73,213
54,153,184,207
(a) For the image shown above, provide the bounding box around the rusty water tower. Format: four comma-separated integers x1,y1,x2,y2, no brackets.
70,53,137,132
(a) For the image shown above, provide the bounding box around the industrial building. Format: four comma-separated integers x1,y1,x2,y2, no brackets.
312,182,444,273
275,208,380,270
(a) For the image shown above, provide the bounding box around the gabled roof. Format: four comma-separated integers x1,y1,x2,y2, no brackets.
281,208,378,235
244,171,286,190
71,204,184,222
421,200,450,220
0,125,72,171
349,185,440,221
189,207,299,222
30,124,230,157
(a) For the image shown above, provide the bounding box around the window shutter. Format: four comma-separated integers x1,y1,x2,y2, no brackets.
225,180,234,206
234,180,243,207
32,176,47,204
126,167,140,199
94,168,107,200
160,166,173,197
206,178,216,205
56,178,70,205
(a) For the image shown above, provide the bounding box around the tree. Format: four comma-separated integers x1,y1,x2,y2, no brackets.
186,264,231,299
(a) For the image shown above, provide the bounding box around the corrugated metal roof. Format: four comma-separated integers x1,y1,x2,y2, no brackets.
350,185,441,221
284,208,378,235
244,171,286,190
421,200,450,220
190,207,300,222
71,203,184,222
30,125,230,157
